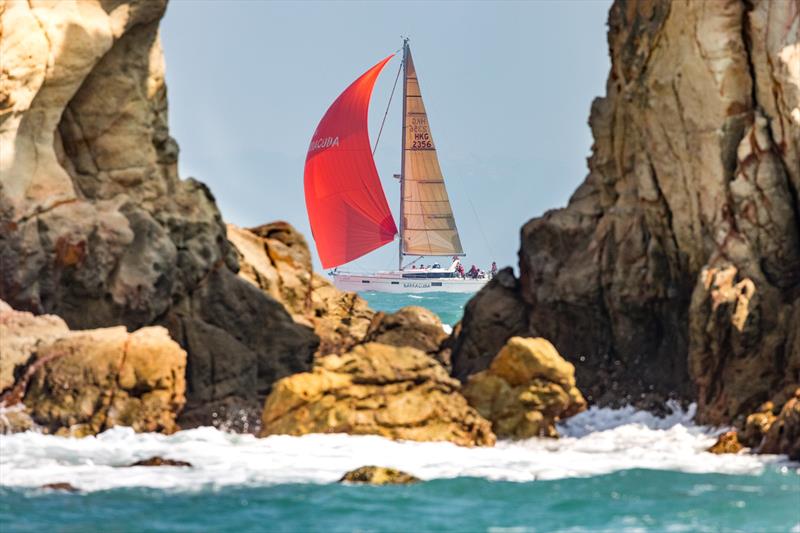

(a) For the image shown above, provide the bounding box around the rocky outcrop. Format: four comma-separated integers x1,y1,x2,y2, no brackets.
451,0,800,423
339,466,420,485
0,301,186,436
228,222,373,357
364,306,448,359
0,1,317,428
128,456,192,467
760,389,800,460
260,343,496,447
707,431,744,454
462,337,586,439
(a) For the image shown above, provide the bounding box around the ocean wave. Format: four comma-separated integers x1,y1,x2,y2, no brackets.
0,404,789,493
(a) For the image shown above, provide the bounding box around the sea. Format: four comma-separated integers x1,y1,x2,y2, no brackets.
1,292,799,532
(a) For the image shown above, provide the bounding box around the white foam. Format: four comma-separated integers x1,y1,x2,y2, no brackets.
0,404,789,492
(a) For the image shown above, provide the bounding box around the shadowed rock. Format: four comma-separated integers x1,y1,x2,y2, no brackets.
449,0,800,425
128,456,192,467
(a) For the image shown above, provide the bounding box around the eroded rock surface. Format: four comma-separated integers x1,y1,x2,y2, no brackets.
228,222,373,357
364,306,448,359
0,1,317,428
760,389,800,460
462,337,586,439
451,0,800,423
260,343,496,447
0,300,186,436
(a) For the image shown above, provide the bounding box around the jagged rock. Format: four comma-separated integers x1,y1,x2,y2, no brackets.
24,326,186,436
451,0,800,423
128,456,192,467
462,337,587,439
1,299,186,435
364,306,447,359
228,222,372,356
339,466,420,485
0,301,69,393
761,389,800,460
707,431,744,455
449,268,528,382
740,401,777,448
0,2,317,426
260,342,496,447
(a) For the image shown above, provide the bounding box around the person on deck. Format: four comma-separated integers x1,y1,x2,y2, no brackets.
468,264,479,279
490,261,498,278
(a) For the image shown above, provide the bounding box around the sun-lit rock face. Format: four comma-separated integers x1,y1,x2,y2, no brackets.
0,300,186,436
450,0,799,424
463,337,586,439
0,1,318,429
260,342,496,447
227,222,375,357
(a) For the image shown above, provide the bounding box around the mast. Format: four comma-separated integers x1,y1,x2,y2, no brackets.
398,38,409,271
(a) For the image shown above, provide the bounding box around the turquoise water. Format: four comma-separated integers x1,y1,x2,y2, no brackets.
2,469,798,532
360,291,472,325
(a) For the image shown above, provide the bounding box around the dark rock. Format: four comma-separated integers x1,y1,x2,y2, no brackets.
128,456,192,467
451,1,800,424
364,306,447,358
41,483,79,492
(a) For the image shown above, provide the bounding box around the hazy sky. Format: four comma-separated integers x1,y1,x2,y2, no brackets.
161,0,611,274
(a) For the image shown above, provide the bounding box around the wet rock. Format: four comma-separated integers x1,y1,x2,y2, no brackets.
707,431,744,455
40,483,79,493
0,405,35,434
462,337,587,439
128,456,192,467
260,343,496,447
339,466,420,485
740,402,777,448
761,389,800,460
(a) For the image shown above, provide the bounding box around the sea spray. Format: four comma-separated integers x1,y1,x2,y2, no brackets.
0,404,790,493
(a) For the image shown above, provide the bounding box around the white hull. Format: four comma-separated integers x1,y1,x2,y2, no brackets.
332,270,489,294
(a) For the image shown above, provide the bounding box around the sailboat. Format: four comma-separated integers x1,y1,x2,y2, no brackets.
304,40,488,294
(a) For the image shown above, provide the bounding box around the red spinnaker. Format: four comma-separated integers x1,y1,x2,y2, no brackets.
304,55,398,269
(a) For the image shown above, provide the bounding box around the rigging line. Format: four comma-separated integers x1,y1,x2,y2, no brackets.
457,173,495,260
372,56,403,155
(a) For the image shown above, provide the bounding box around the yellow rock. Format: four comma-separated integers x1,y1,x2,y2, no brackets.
463,336,586,439
260,343,495,447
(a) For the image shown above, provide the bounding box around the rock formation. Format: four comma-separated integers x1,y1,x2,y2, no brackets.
462,337,586,438
0,1,317,429
707,431,744,455
339,466,421,485
0,300,185,436
760,388,800,460
260,342,496,447
364,306,448,360
227,222,374,356
451,0,799,424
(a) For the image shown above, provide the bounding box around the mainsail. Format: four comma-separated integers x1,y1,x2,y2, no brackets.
400,46,464,257
304,55,398,269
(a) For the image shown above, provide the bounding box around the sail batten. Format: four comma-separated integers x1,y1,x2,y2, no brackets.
304,55,398,269
400,47,464,257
